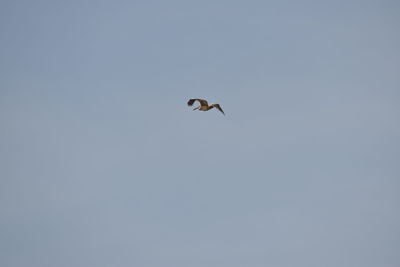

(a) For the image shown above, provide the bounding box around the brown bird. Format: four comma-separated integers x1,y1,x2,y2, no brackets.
187,98,225,115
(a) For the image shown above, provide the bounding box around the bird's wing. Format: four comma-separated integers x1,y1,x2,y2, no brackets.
212,104,225,115
187,98,208,107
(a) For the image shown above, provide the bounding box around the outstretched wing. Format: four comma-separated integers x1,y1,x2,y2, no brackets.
212,104,225,115
187,98,208,107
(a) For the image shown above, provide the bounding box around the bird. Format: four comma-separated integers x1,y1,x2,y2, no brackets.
187,98,225,115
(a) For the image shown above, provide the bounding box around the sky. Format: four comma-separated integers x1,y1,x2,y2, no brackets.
1,0,399,266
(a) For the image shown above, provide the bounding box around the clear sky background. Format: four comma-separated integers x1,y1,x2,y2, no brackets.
1,1,399,267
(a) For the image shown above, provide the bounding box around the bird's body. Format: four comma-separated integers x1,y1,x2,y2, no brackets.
187,98,225,115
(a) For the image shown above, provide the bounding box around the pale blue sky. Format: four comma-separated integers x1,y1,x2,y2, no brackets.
1,1,400,267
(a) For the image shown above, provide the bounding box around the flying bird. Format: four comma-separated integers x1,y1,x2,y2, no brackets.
187,98,225,115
